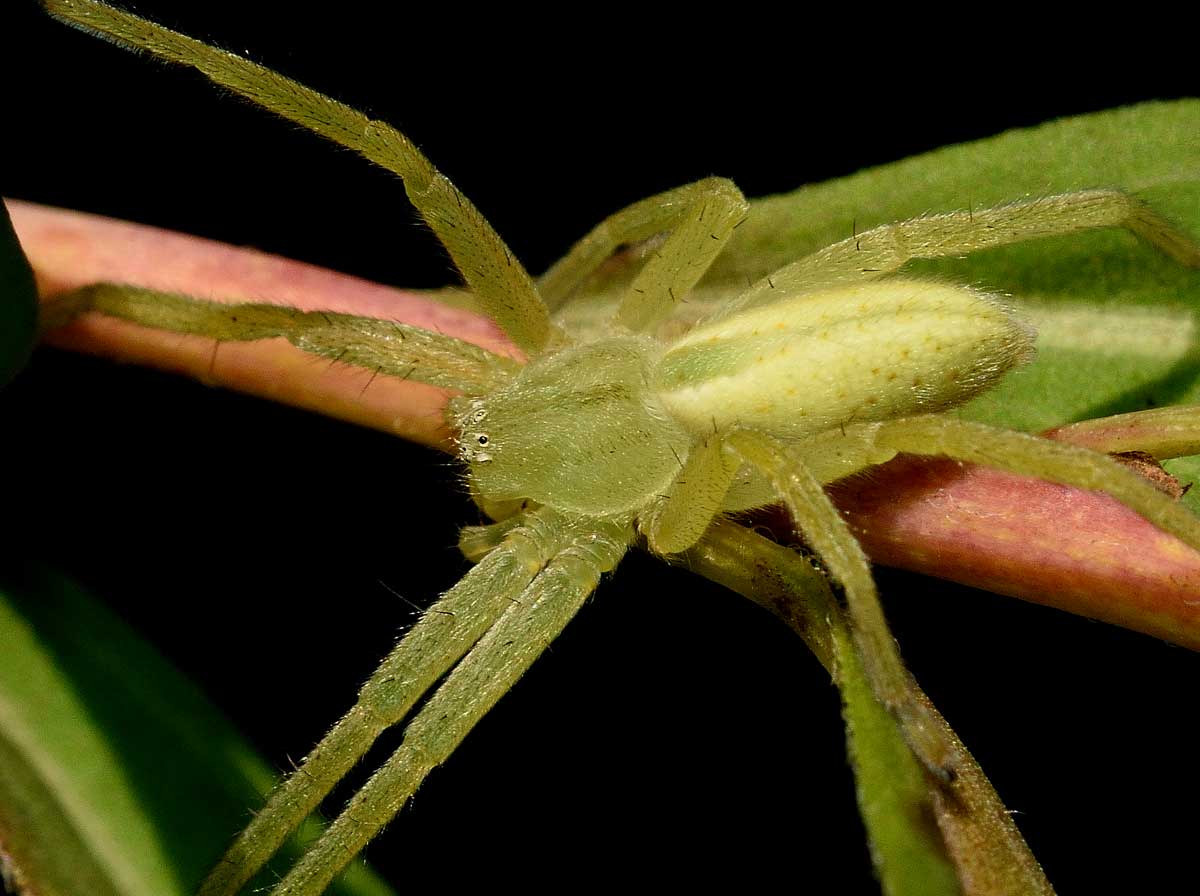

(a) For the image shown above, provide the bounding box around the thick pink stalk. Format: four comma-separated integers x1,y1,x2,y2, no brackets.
11,199,1200,649
12,200,516,447
828,458,1200,650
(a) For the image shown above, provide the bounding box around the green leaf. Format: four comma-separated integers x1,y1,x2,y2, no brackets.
706,100,1200,506
833,624,960,896
836,620,1056,896
720,103,1196,273
712,101,1200,427
0,566,395,896
0,198,38,386
579,102,1200,450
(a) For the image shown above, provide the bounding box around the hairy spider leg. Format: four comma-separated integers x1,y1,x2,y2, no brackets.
726,430,959,779
195,508,609,896
724,410,1200,780
42,284,519,395
738,412,1200,779
722,189,1200,317
681,521,1051,892
266,517,633,896
538,177,749,332
870,415,1200,550
42,0,555,354
642,434,743,554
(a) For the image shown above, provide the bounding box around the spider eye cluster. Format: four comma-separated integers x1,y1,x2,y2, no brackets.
456,400,493,463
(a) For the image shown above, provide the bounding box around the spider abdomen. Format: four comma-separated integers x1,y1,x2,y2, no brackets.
654,280,1035,438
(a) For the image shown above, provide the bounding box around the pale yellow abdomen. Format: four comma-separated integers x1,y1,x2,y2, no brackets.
655,281,1034,438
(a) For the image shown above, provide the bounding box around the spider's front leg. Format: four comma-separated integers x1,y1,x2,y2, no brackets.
44,0,554,354
266,516,633,896
42,284,519,395
201,510,633,896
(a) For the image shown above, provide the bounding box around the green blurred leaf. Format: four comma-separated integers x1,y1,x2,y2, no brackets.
0,567,395,896
0,198,38,386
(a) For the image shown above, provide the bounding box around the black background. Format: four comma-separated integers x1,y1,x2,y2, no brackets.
3,3,1198,893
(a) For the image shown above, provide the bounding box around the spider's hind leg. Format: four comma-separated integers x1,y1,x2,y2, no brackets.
872,414,1200,556
727,430,959,782
727,188,1200,315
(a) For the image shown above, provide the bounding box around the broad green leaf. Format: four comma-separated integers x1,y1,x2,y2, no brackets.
0,199,38,386
704,100,1200,506
715,102,1198,286
0,566,395,896
708,101,1200,426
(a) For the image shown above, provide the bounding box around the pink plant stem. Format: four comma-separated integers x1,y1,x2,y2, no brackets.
12,200,1200,649
13,200,516,447
828,458,1200,649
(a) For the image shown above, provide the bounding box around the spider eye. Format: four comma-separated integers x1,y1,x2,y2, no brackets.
458,430,493,465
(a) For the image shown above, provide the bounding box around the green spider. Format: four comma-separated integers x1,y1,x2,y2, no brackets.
30,3,1200,895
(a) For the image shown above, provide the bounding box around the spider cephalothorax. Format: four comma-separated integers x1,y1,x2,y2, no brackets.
36,2,1200,895
454,335,691,515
